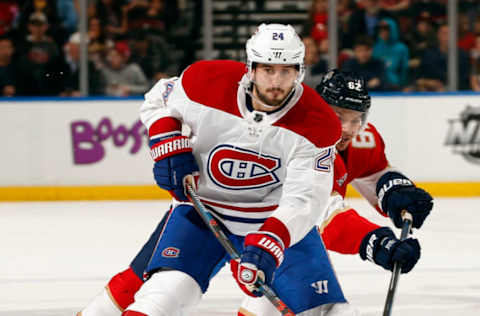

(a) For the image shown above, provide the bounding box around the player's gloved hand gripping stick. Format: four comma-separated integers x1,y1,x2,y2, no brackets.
383,211,413,316
185,181,296,316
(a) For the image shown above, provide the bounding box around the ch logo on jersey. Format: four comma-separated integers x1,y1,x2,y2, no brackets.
162,247,180,258
207,145,281,190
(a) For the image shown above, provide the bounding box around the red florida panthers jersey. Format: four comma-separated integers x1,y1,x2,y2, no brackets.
333,123,389,199
321,123,394,254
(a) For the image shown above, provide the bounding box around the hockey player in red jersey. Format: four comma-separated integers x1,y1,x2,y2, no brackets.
317,69,432,263
78,24,363,316
237,70,434,315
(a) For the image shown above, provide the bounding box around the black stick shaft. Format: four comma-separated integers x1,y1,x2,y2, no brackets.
382,212,413,316
186,185,296,316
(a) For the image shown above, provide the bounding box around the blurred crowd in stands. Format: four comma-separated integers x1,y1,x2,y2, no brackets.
302,0,480,92
0,0,198,97
1,0,480,97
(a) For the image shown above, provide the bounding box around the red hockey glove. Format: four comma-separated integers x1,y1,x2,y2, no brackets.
230,232,284,297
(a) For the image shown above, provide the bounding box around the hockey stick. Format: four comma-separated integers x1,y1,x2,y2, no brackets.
382,211,413,316
186,184,296,316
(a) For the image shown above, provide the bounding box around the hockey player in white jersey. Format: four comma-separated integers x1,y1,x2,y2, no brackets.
78,23,361,316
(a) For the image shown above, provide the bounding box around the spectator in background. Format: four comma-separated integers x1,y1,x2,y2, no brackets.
474,16,480,36
87,0,97,19
56,0,78,36
129,29,178,83
409,0,446,26
335,0,356,41
469,34,480,91
94,0,128,40
100,43,149,96
302,36,327,88
304,0,328,50
87,16,112,70
405,15,436,69
123,0,179,34
372,18,409,90
0,35,17,97
337,0,356,24
342,35,386,91
459,0,478,30
0,1,19,36
58,32,105,96
458,13,475,52
415,24,470,91
16,0,68,45
304,0,356,63
379,0,411,35
16,12,61,95
343,0,392,49
379,0,410,13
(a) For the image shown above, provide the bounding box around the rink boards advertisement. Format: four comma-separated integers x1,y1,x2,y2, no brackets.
1,94,479,200
0,98,163,200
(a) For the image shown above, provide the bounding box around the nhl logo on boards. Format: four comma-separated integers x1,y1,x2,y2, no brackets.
445,105,480,165
162,247,180,258
207,144,281,190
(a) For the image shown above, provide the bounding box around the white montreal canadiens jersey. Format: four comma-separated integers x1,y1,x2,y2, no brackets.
140,60,341,246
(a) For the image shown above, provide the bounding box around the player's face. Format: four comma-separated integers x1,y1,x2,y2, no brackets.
354,44,372,64
332,106,363,151
252,64,298,109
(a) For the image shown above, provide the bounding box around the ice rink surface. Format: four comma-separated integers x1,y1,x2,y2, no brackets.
1,197,479,316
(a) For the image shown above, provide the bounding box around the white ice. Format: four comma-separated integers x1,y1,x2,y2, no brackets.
1,198,479,315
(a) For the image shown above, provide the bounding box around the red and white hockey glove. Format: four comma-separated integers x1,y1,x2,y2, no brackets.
230,232,284,297
148,118,199,201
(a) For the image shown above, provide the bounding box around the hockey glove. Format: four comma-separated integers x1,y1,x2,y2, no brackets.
359,227,420,273
230,232,284,297
377,171,433,229
150,135,199,201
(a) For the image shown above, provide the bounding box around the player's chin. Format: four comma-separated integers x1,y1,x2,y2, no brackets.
336,139,350,151
265,97,284,107
268,90,285,99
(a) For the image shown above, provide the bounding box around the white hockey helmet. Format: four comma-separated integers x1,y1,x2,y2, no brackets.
246,23,305,83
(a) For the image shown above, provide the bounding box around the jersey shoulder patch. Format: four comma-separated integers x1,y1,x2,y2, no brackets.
181,60,246,117
274,84,341,148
